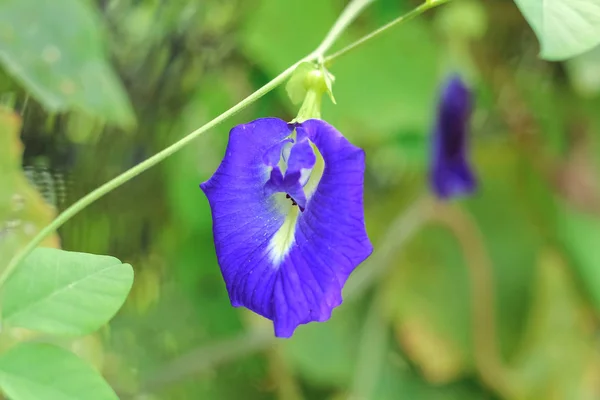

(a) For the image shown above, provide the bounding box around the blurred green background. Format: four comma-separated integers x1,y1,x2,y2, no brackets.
4,0,600,399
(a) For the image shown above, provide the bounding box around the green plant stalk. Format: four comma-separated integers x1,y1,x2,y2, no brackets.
325,0,450,65
313,0,375,58
0,0,375,287
429,202,515,399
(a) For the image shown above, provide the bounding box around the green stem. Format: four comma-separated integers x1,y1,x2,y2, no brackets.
324,0,450,65
429,202,514,398
313,0,375,58
349,291,388,400
1,0,375,287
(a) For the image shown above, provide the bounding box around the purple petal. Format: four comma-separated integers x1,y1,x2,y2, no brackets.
430,157,476,199
263,139,293,166
429,75,477,199
200,117,372,338
287,138,316,173
264,167,307,211
263,166,285,195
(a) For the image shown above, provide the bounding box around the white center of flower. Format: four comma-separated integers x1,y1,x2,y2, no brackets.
266,140,325,267
267,203,300,266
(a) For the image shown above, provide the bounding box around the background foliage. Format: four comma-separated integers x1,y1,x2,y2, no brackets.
3,0,600,399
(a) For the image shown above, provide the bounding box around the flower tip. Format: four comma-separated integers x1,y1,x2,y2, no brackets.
273,300,340,338
274,325,294,339
447,73,466,86
365,240,375,259
430,161,477,200
199,181,210,193
442,75,471,107
445,73,467,87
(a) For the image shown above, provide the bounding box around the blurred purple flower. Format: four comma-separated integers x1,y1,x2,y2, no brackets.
200,118,372,338
429,75,476,199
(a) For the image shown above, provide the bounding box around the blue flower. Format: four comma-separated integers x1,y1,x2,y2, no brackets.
429,75,476,199
200,118,373,338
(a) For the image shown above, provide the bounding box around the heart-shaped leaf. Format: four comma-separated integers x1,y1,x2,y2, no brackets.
514,0,600,61
0,342,118,400
3,248,134,336
0,0,135,127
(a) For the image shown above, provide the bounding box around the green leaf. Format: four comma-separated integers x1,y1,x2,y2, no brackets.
0,0,135,127
0,108,60,274
514,0,600,61
0,342,118,400
3,248,134,336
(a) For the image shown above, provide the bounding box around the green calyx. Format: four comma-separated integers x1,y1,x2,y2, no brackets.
287,62,336,123
295,86,323,122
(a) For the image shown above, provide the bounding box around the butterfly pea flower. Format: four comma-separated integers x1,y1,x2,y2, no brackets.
200,117,373,338
429,75,477,199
